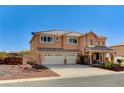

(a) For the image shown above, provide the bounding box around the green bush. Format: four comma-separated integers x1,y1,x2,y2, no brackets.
104,61,113,69
117,59,124,64
120,61,124,68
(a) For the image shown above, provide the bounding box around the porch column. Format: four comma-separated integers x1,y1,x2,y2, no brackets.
111,52,114,62
64,54,67,64
102,53,104,62
92,53,96,61
89,52,92,64
107,53,112,61
102,53,105,62
94,53,96,61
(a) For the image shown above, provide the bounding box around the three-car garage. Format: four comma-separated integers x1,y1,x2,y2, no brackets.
41,53,77,65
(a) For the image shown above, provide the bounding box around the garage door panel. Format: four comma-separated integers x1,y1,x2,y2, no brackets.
42,56,64,65
66,55,77,64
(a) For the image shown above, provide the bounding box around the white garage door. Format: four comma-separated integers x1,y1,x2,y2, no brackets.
42,54,64,65
66,54,77,64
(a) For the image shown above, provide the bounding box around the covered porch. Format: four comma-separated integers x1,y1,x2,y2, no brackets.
87,46,115,64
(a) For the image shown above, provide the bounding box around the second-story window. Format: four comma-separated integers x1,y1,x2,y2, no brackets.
88,39,93,45
97,41,105,46
101,42,105,46
55,36,60,41
98,41,101,45
41,35,53,43
67,37,77,44
96,41,100,46
48,37,53,42
87,39,94,47
41,35,46,42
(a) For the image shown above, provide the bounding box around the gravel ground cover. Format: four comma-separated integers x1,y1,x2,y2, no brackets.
0,65,59,80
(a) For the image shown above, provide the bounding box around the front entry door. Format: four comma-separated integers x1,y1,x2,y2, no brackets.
96,53,99,60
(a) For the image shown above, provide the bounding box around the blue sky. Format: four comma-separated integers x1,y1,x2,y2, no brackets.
0,5,124,51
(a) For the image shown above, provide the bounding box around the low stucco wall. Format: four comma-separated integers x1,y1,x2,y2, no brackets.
114,56,124,64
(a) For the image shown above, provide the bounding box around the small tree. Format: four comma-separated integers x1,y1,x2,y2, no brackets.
104,61,113,69
120,60,124,68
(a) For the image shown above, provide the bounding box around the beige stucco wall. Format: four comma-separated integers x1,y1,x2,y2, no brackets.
86,33,97,46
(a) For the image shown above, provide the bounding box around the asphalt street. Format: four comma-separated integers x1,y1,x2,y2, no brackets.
0,74,124,87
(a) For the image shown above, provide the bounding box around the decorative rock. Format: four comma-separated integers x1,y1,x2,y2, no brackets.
19,64,32,70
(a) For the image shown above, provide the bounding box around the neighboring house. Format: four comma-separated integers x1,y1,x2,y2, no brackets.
111,42,124,57
30,30,114,65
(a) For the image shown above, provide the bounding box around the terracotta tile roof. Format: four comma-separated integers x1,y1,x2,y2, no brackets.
33,30,107,38
37,48,80,52
30,30,107,42
40,30,69,35
97,35,107,39
83,31,107,39
64,32,82,37
37,30,82,36
88,46,113,51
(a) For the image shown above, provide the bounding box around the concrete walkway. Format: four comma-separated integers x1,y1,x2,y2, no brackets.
46,64,124,78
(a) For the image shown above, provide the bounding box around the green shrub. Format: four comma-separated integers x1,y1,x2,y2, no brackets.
117,59,124,64
120,61,124,68
104,61,113,69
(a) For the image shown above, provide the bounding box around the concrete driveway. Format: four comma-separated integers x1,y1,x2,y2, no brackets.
46,64,124,78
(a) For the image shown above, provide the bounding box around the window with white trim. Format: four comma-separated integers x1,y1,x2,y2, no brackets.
101,42,105,45
55,36,60,41
67,37,77,44
96,41,105,46
40,35,54,43
89,39,93,45
88,39,94,47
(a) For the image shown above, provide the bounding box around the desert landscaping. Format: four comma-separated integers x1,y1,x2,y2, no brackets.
0,64,59,80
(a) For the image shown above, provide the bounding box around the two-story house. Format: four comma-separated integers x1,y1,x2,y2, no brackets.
30,30,114,65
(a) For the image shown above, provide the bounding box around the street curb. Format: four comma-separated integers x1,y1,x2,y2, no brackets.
0,76,62,84
0,74,108,84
